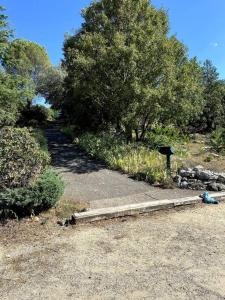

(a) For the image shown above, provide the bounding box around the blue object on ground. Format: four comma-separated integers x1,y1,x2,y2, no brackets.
202,192,219,204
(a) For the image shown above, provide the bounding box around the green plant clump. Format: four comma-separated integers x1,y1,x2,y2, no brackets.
147,126,189,148
210,128,225,153
32,128,49,152
0,168,64,219
76,133,179,184
0,127,50,189
61,125,78,140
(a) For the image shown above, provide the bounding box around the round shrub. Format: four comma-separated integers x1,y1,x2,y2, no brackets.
0,127,50,189
19,105,54,127
0,168,64,218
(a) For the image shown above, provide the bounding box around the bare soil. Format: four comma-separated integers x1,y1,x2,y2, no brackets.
177,135,225,173
1,203,225,299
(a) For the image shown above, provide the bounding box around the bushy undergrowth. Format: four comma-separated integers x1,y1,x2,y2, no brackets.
0,168,64,219
0,127,50,189
32,128,48,152
210,128,225,153
76,133,179,184
19,105,55,127
61,125,78,140
147,125,189,148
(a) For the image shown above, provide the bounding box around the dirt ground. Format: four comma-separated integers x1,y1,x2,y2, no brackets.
1,203,225,300
177,135,225,173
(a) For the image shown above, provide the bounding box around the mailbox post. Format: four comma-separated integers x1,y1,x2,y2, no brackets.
158,146,175,175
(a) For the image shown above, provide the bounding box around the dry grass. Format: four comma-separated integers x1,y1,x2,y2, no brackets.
54,199,89,218
173,134,225,172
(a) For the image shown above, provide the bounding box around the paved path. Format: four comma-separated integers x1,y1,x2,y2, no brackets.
46,126,200,209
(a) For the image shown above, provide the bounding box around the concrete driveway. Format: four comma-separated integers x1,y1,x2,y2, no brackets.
1,203,225,299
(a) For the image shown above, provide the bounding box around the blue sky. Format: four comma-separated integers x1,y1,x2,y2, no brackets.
2,0,225,78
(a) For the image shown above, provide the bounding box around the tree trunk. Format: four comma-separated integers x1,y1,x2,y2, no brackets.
135,129,139,142
125,126,132,143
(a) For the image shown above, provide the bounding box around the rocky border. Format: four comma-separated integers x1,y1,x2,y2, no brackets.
174,166,225,191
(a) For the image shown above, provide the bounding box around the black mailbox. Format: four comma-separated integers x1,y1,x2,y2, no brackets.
159,146,175,156
158,146,175,174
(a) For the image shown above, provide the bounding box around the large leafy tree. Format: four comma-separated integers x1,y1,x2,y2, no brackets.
200,60,225,131
0,6,32,127
2,39,51,87
0,9,37,126
1,38,52,117
37,65,66,109
0,72,35,127
63,0,204,138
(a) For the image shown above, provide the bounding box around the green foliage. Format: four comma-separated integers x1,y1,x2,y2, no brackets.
210,128,225,153
0,71,35,127
76,132,179,184
0,168,64,219
0,6,12,59
0,109,17,127
2,38,52,108
61,126,77,140
32,128,48,152
2,39,51,83
0,13,52,125
63,0,204,137
47,108,59,121
19,105,52,127
195,60,225,132
147,125,189,148
0,127,50,189
37,66,66,109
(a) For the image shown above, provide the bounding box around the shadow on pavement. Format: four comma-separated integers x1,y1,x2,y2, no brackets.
45,128,105,174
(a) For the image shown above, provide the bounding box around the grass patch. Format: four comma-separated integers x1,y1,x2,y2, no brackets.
76,132,182,184
54,199,89,219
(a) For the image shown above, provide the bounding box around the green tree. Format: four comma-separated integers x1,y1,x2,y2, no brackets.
200,60,225,131
37,65,66,109
0,7,35,126
2,39,51,93
63,0,204,138
1,38,52,118
0,6,12,59
3,39,51,78
0,72,35,127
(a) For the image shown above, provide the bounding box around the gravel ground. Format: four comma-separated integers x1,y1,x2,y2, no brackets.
1,204,225,300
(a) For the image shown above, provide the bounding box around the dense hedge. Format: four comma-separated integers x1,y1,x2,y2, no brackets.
0,127,50,189
0,168,64,219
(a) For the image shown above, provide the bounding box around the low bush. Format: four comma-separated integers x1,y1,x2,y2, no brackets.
76,132,179,184
146,125,189,149
61,125,78,140
32,128,48,152
0,168,64,219
0,127,50,189
210,128,225,153
18,105,53,127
